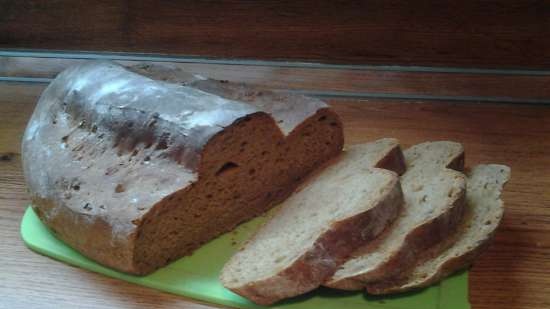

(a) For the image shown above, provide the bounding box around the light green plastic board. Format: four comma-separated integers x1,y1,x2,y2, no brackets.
21,206,470,309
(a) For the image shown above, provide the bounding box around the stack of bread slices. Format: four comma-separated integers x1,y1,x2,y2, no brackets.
220,138,510,305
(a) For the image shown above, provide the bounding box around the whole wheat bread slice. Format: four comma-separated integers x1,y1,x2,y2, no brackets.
219,138,406,305
325,141,467,290
367,164,510,294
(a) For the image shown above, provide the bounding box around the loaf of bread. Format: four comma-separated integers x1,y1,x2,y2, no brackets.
21,61,343,275
219,138,406,305
325,141,467,290
22,60,510,304
366,164,510,294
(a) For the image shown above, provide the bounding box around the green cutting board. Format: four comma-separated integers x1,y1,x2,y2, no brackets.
21,207,470,309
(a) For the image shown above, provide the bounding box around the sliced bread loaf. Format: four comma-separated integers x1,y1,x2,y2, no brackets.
367,164,510,294
22,61,343,275
219,138,405,305
325,141,467,290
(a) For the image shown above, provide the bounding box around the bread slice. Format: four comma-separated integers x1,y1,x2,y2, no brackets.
325,141,466,290
367,164,510,294
219,138,406,305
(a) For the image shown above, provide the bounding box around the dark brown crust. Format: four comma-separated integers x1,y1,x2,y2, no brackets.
227,175,404,305
447,151,465,172
376,145,407,176
31,198,139,273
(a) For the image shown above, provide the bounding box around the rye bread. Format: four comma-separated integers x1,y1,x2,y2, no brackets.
367,164,510,294
325,141,467,290
219,138,406,305
22,61,343,275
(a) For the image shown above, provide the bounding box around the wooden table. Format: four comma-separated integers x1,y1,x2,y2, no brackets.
1,54,550,309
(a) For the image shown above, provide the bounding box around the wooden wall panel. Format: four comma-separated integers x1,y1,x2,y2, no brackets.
2,1,550,69
3,55,550,103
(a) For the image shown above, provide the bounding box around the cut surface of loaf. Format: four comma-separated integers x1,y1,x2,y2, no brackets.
220,138,406,305
367,164,510,294
325,141,467,290
22,61,343,275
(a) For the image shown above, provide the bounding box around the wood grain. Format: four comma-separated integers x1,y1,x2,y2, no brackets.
2,1,550,69
3,56,550,103
1,82,550,309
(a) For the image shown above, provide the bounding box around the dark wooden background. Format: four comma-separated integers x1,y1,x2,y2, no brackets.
2,0,550,69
